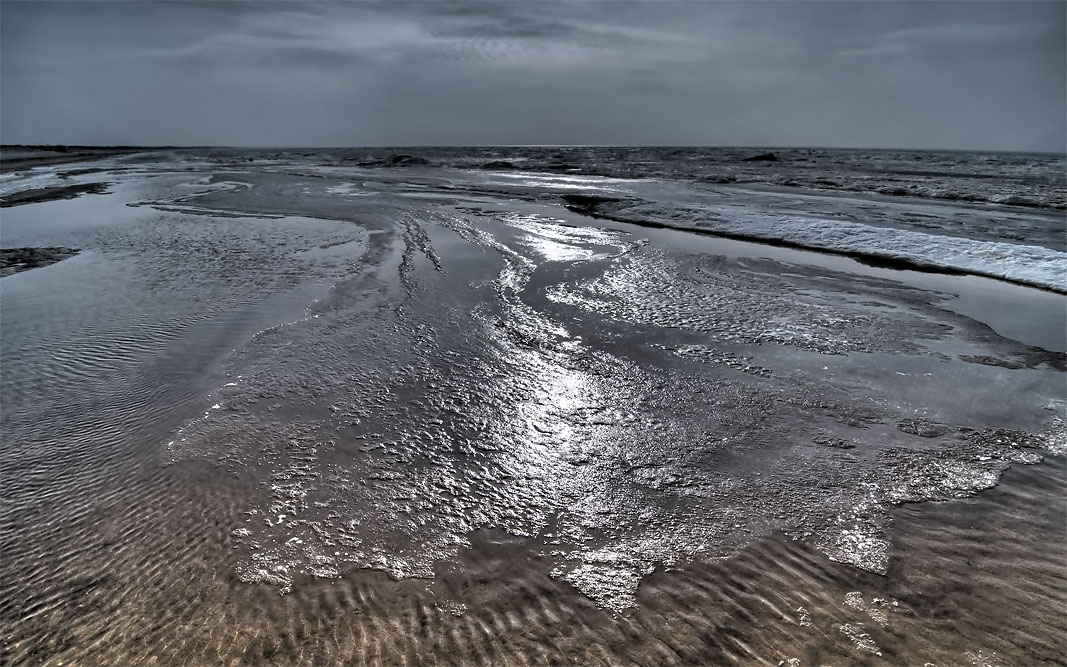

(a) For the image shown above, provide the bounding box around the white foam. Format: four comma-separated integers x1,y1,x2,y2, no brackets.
0,171,67,197
603,200,1067,292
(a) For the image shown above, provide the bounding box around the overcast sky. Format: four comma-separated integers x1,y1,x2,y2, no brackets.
2,1,1064,150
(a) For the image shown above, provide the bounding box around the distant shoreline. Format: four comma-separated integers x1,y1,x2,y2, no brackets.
2,144,1064,156
0,147,149,173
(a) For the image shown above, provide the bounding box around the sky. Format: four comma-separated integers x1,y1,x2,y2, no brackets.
1,1,1064,151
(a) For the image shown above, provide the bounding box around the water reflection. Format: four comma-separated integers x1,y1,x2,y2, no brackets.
3,153,1064,665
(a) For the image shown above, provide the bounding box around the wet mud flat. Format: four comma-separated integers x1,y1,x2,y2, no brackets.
0,247,80,277
0,153,1064,665
0,181,110,208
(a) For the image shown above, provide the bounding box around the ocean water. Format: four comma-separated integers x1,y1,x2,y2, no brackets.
1,148,1064,665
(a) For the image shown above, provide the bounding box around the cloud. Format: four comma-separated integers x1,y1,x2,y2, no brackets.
839,20,1042,57
1,0,1063,150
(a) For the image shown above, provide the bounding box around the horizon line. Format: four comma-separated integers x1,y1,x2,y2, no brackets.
2,143,1064,156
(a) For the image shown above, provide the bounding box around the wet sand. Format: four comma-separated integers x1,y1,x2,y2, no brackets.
0,182,110,208
3,453,1061,665
0,146,147,173
0,151,1064,665
0,247,80,277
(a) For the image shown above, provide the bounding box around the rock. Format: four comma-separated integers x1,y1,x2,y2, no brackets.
480,160,517,170
743,152,778,162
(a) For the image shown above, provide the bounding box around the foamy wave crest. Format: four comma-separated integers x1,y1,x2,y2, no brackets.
586,199,1067,292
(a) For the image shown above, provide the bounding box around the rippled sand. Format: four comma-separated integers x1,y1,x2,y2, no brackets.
1,151,1064,665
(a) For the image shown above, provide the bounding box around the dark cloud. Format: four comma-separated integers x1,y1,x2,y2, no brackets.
1,0,1063,150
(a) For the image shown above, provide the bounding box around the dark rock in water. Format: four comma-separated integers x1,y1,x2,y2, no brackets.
389,154,430,167
743,152,778,162
703,174,737,184
0,247,80,277
480,160,517,170
896,418,952,438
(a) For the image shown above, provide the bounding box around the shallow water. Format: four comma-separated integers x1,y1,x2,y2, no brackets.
1,151,1064,665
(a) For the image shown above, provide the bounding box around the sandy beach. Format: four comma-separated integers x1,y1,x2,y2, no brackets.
1,148,1064,665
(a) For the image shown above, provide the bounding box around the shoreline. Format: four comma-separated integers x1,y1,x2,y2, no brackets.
560,192,1067,294
0,147,147,174
1,151,1063,665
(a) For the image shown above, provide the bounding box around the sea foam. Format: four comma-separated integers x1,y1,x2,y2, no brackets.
590,198,1067,292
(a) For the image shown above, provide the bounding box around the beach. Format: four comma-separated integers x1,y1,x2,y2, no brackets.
1,147,1064,665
